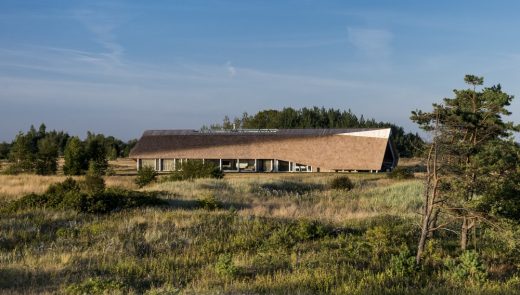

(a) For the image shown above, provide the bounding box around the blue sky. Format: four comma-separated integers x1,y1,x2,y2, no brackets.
1,0,520,141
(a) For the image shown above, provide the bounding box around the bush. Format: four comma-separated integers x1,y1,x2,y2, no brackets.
387,167,414,180
197,194,222,210
330,176,354,191
294,219,328,241
135,166,158,188
444,251,488,286
65,277,124,294
215,253,238,278
168,160,223,181
2,178,166,214
252,180,323,196
83,174,106,195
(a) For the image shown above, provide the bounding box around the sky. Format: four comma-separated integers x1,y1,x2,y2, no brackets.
1,0,520,141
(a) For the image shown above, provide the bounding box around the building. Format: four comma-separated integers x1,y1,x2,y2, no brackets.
128,128,398,172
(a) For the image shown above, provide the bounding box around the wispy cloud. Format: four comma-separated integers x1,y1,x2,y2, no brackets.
226,61,237,77
347,27,393,57
72,8,127,66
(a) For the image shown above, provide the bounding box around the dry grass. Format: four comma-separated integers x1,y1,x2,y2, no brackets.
2,160,518,294
147,173,423,225
0,174,136,202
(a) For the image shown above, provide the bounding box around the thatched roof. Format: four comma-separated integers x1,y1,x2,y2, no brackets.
129,128,396,171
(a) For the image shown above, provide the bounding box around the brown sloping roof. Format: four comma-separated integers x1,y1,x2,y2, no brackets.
129,128,393,171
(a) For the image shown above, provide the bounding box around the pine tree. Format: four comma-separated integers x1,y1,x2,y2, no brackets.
35,136,58,175
63,137,87,175
412,75,519,259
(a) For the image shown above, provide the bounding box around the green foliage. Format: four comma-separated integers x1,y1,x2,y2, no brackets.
63,136,87,175
252,180,323,196
330,175,354,190
168,160,223,181
8,131,36,173
206,107,424,157
386,247,418,280
387,167,415,180
65,277,124,294
2,178,166,214
35,136,58,175
83,174,106,195
135,166,158,188
86,135,109,175
0,142,11,159
293,219,328,241
197,194,222,210
411,75,520,252
215,253,238,278
444,251,488,286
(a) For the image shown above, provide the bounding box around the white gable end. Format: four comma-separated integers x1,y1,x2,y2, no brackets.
337,128,391,139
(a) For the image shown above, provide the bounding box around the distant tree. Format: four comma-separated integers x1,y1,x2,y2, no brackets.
35,136,59,175
122,139,138,157
85,134,108,175
0,142,11,159
63,137,87,175
209,107,424,157
8,132,35,172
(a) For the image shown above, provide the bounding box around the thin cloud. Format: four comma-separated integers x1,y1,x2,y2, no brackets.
226,61,237,77
72,9,126,66
347,27,393,57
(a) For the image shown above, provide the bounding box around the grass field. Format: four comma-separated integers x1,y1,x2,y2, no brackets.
1,159,519,294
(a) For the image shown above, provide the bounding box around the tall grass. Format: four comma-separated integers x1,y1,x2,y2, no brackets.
1,170,520,294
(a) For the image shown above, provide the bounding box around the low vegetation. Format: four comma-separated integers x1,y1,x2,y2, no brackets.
135,166,158,188
387,166,415,180
329,175,355,190
2,177,165,214
1,166,520,294
168,160,224,181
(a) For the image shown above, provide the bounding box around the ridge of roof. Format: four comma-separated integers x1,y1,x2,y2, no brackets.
142,128,389,137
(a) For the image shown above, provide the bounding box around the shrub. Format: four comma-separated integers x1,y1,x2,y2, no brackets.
252,180,323,196
135,166,158,188
197,194,222,210
294,219,328,241
330,176,354,191
168,160,223,181
2,178,166,214
83,174,106,195
444,251,488,286
65,277,124,294
215,253,238,278
387,167,414,180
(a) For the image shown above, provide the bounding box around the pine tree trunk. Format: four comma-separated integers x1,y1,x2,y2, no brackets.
428,209,440,239
416,211,430,263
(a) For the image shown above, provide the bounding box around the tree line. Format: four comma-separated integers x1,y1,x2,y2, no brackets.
0,124,137,175
203,107,424,157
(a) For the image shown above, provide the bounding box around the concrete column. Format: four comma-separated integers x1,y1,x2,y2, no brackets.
254,159,257,172
136,159,140,171
219,159,222,171
202,159,205,164
237,159,240,172
274,160,279,172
